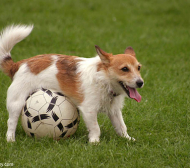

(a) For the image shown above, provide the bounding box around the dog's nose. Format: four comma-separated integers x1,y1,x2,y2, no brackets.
136,80,144,88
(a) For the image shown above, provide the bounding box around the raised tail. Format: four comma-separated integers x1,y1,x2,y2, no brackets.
0,24,33,76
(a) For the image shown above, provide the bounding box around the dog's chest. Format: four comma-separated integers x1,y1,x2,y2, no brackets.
98,90,119,113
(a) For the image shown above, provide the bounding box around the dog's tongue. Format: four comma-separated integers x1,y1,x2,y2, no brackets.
128,87,142,102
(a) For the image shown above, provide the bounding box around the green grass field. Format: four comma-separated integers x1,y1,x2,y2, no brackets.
0,0,190,167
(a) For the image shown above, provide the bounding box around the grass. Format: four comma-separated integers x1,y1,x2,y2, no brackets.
0,0,190,167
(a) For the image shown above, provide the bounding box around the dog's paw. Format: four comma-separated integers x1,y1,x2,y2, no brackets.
124,134,136,141
89,137,100,144
131,137,136,141
6,134,15,142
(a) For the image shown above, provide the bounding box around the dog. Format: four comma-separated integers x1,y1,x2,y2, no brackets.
0,25,144,143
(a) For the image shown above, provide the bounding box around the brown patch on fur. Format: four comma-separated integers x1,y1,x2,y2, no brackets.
110,54,139,68
1,56,22,79
97,62,109,72
56,55,84,104
26,54,53,74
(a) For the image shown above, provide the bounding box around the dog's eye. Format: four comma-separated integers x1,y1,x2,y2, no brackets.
138,66,141,71
121,67,129,72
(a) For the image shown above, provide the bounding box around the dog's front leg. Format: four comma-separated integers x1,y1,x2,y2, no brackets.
80,110,100,143
108,110,135,141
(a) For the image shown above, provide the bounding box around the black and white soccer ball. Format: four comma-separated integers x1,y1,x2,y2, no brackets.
21,88,80,140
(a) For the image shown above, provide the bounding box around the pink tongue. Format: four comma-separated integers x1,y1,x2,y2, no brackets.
128,87,142,102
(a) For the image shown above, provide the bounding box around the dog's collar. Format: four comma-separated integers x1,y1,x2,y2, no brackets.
109,91,119,103
110,91,119,97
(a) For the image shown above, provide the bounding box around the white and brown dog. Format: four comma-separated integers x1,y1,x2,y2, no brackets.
0,25,144,142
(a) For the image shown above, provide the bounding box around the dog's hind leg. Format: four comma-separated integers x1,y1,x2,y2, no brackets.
108,110,135,141
6,82,29,142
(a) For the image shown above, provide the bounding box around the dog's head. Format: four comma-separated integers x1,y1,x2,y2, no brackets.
96,45,144,102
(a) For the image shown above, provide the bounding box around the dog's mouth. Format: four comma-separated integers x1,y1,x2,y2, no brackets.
119,81,142,102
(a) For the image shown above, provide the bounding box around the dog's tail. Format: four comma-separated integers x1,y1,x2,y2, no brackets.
0,24,33,77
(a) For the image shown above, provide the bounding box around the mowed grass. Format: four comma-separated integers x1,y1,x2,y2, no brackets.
0,0,190,167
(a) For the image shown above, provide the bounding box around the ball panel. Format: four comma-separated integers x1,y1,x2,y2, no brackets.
34,123,54,138
28,94,47,111
59,101,76,120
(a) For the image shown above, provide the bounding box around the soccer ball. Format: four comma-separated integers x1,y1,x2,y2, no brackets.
21,88,80,140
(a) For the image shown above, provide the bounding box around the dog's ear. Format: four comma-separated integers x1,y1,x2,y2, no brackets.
95,45,111,64
125,46,136,57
